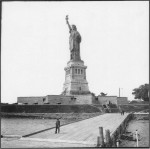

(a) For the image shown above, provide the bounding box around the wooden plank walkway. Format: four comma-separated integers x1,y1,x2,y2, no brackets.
20,113,129,147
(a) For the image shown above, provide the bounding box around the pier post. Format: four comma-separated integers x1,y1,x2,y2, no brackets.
97,136,100,147
116,139,119,147
135,130,139,147
105,129,111,147
99,127,104,147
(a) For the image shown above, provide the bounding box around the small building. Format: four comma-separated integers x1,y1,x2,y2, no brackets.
95,96,128,106
117,97,128,105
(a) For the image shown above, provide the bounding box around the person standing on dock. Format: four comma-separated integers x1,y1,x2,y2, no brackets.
119,108,122,115
118,106,122,115
55,119,60,134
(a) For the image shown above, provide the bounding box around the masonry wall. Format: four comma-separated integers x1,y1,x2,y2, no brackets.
117,97,128,105
74,94,93,104
17,97,46,105
97,96,118,105
46,94,93,105
17,94,93,105
46,95,75,105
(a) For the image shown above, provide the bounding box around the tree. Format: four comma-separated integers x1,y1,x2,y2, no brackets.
132,84,149,101
91,92,95,97
100,92,107,96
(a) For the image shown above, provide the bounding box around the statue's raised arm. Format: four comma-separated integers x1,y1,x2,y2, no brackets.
65,15,72,33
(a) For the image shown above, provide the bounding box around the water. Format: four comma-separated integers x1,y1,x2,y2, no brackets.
1,118,67,136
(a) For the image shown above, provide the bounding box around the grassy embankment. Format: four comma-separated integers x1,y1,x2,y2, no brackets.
1,104,102,120
1,103,149,120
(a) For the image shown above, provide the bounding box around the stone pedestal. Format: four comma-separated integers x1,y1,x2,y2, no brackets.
62,60,90,95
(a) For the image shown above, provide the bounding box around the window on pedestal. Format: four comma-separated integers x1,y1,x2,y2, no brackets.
43,98,46,102
75,69,77,74
81,69,83,74
78,69,80,74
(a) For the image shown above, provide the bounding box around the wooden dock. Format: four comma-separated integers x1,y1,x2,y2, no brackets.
20,113,129,147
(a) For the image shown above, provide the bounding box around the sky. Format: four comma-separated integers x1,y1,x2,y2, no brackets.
1,1,149,103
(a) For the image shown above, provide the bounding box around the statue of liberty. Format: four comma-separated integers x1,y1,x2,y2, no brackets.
65,15,81,61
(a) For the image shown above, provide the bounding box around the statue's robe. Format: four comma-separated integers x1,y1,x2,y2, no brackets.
69,30,81,61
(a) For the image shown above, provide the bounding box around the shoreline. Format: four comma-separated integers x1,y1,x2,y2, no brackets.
1,112,102,121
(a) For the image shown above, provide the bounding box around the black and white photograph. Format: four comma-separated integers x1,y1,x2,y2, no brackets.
1,1,149,148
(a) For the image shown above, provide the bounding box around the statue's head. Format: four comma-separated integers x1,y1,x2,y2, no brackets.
72,25,77,31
